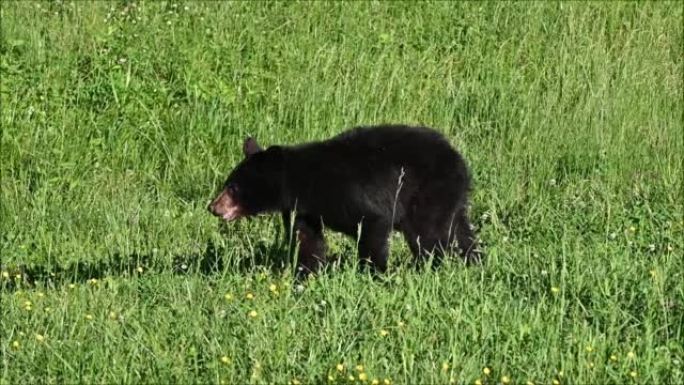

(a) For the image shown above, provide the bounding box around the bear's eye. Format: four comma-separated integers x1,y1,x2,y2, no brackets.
226,183,238,196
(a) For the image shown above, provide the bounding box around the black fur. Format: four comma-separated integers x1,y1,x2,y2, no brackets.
209,125,480,278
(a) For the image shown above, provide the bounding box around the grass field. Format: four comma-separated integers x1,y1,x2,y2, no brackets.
1,1,683,384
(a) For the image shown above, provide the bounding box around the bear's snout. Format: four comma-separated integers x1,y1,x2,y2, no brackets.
208,190,243,221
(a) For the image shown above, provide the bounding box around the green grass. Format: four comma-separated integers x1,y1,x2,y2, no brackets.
1,1,682,384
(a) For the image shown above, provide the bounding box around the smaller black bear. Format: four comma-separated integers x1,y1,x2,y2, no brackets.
208,125,480,277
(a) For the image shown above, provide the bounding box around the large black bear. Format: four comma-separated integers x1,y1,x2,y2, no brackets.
208,125,480,277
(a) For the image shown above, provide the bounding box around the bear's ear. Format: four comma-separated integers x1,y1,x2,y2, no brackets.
243,137,262,157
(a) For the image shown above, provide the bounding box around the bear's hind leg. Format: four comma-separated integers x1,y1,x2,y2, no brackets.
357,219,391,274
401,212,453,269
282,210,293,245
453,208,481,264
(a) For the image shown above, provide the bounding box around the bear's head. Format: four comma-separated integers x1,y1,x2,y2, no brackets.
208,137,284,221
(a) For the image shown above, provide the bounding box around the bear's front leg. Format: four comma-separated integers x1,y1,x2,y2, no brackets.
294,215,326,279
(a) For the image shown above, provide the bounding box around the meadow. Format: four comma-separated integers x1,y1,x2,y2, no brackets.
1,1,682,384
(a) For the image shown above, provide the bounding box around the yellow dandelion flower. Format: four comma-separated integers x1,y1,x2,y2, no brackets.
449,378,456,384
246,292,255,300
269,284,278,292
220,355,230,365
248,310,258,318
558,371,564,377
35,334,45,342
328,375,336,382
627,351,636,359
15,273,22,279
337,364,345,372
586,345,593,353
526,381,535,385
87,278,98,286
12,340,20,349
610,354,618,362
348,375,355,381
1,271,9,279
371,380,379,385
587,362,594,368
383,379,391,385
502,375,511,384
224,293,233,301
109,311,118,320
397,320,405,327
483,367,491,375
551,286,560,294
475,379,483,385
379,329,389,337
552,379,560,385
136,266,144,273
356,365,364,372
442,362,449,371
629,226,636,233
44,307,52,313
23,300,32,307
36,292,44,298
359,373,368,382
291,378,301,385
69,284,76,289
649,270,656,278
85,314,93,320
629,371,637,378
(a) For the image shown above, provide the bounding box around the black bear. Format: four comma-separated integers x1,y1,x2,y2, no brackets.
208,125,480,277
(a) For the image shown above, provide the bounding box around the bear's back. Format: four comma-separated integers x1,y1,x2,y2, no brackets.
285,124,464,188
328,125,450,149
